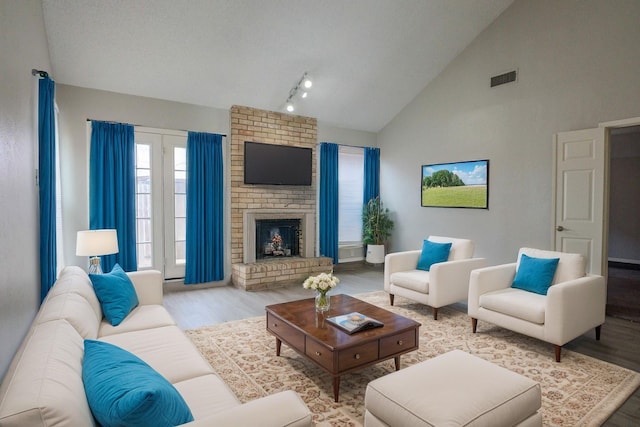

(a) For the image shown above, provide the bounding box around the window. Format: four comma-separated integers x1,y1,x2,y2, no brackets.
171,145,187,266
338,146,364,244
135,144,152,268
134,129,187,279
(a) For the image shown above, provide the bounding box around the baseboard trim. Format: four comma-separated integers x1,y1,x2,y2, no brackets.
608,260,640,271
609,257,640,265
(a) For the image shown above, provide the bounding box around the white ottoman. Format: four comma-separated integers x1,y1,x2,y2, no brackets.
364,350,542,427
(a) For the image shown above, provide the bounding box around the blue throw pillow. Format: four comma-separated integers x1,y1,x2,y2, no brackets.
511,253,560,295
89,263,139,326
416,240,452,271
82,340,194,427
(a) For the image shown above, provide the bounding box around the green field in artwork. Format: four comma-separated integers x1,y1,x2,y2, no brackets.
421,185,487,208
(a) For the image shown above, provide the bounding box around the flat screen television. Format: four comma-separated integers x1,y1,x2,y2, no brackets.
244,141,312,185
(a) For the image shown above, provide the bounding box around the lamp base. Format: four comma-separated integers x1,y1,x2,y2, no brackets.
88,257,103,275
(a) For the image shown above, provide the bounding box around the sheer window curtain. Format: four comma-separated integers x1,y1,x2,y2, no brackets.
319,142,339,264
184,132,224,284
89,121,137,272
38,77,57,302
338,146,365,243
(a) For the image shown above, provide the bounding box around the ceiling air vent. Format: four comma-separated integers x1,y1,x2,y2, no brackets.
490,70,517,87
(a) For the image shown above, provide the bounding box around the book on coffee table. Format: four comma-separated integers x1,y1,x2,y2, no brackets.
327,312,384,334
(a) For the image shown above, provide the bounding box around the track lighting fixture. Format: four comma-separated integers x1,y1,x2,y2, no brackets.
284,72,312,113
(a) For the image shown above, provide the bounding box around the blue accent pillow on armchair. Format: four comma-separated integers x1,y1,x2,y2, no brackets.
82,340,194,427
416,240,452,271
89,263,139,326
511,253,560,295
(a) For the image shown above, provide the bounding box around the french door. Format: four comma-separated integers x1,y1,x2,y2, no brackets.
134,128,187,279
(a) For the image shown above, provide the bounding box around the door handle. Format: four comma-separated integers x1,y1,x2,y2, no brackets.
556,226,564,232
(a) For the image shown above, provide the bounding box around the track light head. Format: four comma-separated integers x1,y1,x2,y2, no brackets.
303,76,312,89
286,102,295,112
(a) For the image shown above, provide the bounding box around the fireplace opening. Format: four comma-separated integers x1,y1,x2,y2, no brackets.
255,219,301,260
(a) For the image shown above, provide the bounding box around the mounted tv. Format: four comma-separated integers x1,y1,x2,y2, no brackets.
244,141,312,186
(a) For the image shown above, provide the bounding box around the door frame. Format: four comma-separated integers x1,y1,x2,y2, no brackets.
553,116,640,277
599,117,640,276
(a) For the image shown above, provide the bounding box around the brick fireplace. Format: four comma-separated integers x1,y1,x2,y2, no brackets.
229,106,332,290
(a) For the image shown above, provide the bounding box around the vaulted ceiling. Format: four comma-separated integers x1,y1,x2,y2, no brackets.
42,0,514,132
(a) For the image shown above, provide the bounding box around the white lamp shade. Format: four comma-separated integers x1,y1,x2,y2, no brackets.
76,229,119,256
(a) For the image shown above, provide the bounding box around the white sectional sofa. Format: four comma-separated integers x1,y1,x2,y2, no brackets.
0,266,312,426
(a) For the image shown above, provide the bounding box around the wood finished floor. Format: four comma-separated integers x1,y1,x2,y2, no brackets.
607,266,640,323
164,264,640,426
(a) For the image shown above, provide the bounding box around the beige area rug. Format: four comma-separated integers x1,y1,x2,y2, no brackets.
186,291,640,426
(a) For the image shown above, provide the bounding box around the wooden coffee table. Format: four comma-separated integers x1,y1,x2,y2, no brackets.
265,294,420,402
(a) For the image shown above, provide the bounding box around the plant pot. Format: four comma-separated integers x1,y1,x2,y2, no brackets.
366,244,385,264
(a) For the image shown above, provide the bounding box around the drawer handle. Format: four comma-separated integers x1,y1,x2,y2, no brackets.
397,340,404,346
354,353,361,360
273,323,278,327
315,351,321,356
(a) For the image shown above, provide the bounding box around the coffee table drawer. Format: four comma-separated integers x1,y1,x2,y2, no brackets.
267,313,304,353
305,338,333,371
379,330,417,358
338,341,378,371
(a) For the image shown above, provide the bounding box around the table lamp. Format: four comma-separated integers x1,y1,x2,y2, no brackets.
76,229,119,274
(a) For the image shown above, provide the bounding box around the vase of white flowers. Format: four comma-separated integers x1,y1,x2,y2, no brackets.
302,272,340,312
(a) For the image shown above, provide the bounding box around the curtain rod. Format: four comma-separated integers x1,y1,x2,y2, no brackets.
86,119,226,137
32,69,49,78
318,142,378,150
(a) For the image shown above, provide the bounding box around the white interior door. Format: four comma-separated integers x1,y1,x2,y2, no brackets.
553,128,606,275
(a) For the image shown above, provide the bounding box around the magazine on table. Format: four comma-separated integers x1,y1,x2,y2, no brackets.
326,312,384,334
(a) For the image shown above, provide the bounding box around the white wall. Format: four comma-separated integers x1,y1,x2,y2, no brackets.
0,0,52,377
318,123,377,147
55,86,376,279
378,0,640,265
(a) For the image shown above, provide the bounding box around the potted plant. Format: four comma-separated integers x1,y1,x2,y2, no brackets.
362,196,394,264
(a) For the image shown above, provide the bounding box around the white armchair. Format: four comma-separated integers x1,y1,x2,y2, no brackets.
468,247,607,362
384,236,487,320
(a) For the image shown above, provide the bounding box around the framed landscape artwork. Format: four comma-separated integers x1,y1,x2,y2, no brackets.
421,159,489,209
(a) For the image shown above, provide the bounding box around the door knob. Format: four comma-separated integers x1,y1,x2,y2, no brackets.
556,226,564,232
